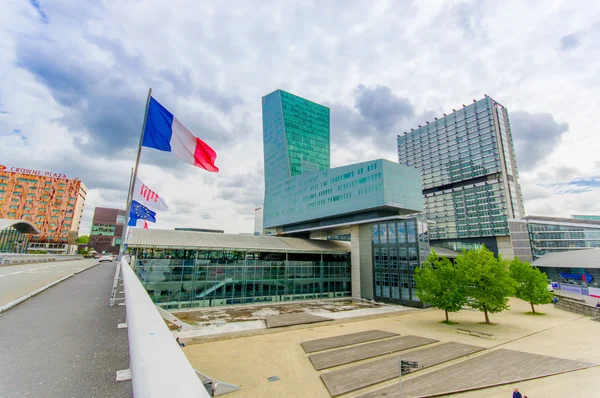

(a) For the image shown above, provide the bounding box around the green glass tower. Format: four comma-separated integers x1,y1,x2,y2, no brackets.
262,90,330,190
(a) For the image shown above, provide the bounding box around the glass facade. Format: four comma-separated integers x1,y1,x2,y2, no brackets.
398,97,524,244
263,159,423,229
509,218,600,262
529,223,600,259
262,90,330,192
0,226,29,253
373,217,429,306
132,248,351,309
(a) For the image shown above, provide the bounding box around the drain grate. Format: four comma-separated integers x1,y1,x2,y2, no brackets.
267,376,280,382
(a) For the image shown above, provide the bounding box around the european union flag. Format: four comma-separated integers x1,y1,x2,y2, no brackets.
128,200,157,226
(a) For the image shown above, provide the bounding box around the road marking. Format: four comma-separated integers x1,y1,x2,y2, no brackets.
0,274,7,278
10,271,24,275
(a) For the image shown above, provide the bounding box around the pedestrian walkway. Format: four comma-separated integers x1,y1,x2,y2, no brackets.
0,261,131,398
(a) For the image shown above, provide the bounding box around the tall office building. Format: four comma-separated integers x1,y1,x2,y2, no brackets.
262,90,427,307
398,96,524,256
263,90,330,189
0,165,86,251
88,207,126,254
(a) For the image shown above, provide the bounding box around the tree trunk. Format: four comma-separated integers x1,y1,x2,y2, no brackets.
483,304,490,324
530,301,535,313
445,309,449,323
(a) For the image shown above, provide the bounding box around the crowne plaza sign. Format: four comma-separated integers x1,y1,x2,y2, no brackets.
0,164,70,179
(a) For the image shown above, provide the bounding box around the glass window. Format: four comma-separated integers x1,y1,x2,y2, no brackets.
375,272,381,296
388,222,397,244
389,248,398,269
373,224,379,244
374,248,380,268
380,224,388,244
382,273,390,298
407,220,416,242
397,222,406,243
381,248,388,268
391,274,399,299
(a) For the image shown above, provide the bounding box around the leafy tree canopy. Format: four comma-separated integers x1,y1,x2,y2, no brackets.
415,251,467,322
510,257,552,313
456,246,514,323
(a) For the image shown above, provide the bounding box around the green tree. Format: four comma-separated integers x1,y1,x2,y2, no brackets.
456,246,514,324
509,257,552,313
414,251,467,324
76,235,90,244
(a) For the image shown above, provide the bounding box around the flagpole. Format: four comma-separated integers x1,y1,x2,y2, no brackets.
121,88,152,255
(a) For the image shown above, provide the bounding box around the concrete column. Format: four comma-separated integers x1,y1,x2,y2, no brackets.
351,224,374,299
351,225,361,298
496,236,514,260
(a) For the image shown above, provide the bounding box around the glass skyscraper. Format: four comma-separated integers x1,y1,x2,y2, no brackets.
263,90,330,191
398,96,524,255
263,90,423,231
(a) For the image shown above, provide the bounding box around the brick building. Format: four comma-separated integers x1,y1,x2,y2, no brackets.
0,165,86,252
89,207,126,254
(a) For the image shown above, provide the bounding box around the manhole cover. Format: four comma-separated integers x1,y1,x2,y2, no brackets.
267,376,280,382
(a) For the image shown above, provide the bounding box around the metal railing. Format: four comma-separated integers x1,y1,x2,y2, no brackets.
120,257,210,397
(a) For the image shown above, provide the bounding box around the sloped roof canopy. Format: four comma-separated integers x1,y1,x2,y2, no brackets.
0,219,40,234
532,248,600,269
128,228,351,254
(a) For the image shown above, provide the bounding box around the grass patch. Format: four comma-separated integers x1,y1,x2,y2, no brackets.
438,320,459,325
525,311,546,316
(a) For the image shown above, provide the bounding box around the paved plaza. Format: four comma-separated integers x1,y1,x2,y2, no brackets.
182,298,600,397
359,349,595,397
301,330,398,353
322,342,484,396
309,335,437,370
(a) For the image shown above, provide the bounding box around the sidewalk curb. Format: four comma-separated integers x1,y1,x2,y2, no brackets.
0,261,101,314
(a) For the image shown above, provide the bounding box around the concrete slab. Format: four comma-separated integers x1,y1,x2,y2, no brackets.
309,335,438,371
265,313,329,328
301,330,399,353
357,349,597,398
321,342,484,396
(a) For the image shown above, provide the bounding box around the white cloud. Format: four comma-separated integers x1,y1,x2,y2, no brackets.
0,0,599,235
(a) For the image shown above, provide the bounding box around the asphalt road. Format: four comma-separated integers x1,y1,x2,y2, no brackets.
0,259,101,307
0,261,132,398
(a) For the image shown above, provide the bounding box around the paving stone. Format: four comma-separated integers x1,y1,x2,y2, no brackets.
321,342,484,396
309,335,437,371
357,349,597,398
301,330,399,353
265,313,329,328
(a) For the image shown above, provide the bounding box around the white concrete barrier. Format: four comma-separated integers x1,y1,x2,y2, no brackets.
120,257,210,397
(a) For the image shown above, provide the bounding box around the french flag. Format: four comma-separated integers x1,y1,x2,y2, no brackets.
142,97,219,172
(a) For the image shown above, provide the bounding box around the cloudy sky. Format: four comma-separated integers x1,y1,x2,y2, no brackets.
1,0,599,235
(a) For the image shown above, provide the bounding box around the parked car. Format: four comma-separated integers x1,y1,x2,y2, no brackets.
99,253,114,262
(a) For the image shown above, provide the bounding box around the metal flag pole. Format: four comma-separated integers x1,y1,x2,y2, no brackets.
121,88,152,256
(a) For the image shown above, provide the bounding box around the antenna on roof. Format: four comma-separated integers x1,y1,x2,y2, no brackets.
434,117,438,120
426,121,429,124
443,113,447,116
462,104,466,107
411,128,414,131
484,93,488,97
418,125,421,128
452,108,456,112
473,99,476,103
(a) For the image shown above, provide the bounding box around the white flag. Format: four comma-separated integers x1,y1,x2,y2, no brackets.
133,177,169,212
